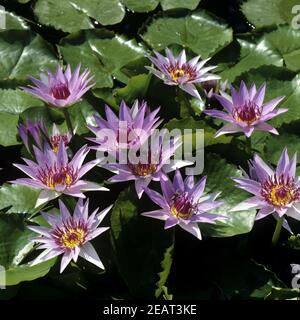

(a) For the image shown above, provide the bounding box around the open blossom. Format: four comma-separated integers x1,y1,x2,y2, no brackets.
104,133,193,198
142,170,224,239
11,141,108,207
28,198,112,273
87,100,162,155
146,48,220,100
232,148,300,232
204,81,287,137
21,64,94,108
18,120,71,154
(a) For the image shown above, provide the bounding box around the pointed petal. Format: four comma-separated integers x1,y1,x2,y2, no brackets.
79,242,104,269
179,222,202,240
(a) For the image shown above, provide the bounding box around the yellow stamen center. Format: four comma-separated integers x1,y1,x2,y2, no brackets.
170,206,191,220
270,185,294,207
61,228,85,249
170,68,186,82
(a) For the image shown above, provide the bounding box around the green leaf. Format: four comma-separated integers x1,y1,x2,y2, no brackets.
34,0,93,33
216,259,285,299
122,0,159,12
110,186,174,298
269,75,300,128
59,30,145,88
116,74,151,103
221,39,283,82
0,9,29,30
0,213,34,267
68,99,96,135
34,0,125,33
164,117,232,149
160,0,201,10
264,26,300,72
241,0,299,28
0,30,58,81
287,234,300,250
0,184,40,214
201,154,257,237
0,213,56,286
0,89,44,146
0,112,20,146
141,10,233,58
265,133,300,165
0,89,44,115
2,259,56,286
266,287,300,300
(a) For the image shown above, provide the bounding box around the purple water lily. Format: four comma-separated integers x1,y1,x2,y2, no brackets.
21,64,94,108
203,79,228,99
104,133,193,198
11,141,108,207
88,100,162,156
204,81,287,137
232,148,300,232
146,48,220,99
142,170,224,240
18,119,48,152
18,120,71,154
50,124,72,154
28,198,112,273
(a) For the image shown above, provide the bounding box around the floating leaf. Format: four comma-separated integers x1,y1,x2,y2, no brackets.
110,186,174,298
201,154,257,237
0,30,58,82
59,30,145,88
0,184,40,214
141,10,233,58
160,0,201,10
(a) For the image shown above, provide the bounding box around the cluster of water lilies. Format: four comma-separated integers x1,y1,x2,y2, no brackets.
11,47,300,274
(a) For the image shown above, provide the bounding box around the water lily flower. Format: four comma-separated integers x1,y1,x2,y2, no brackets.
87,100,162,156
18,120,71,154
146,48,220,100
203,79,228,99
11,141,108,207
28,198,112,273
142,170,224,239
18,119,48,152
50,124,72,154
204,81,287,137
21,64,94,108
232,148,300,232
104,133,193,198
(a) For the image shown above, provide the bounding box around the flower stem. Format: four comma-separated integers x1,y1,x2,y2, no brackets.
271,217,284,247
245,136,252,154
63,108,74,137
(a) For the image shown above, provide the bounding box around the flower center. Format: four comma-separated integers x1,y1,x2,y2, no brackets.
50,134,70,153
51,82,71,100
129,163,158,177
60,227,86,249
170,192,194,219
37,164,77,189
233,101,262,125
261,174,300,208
167,63,196,83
